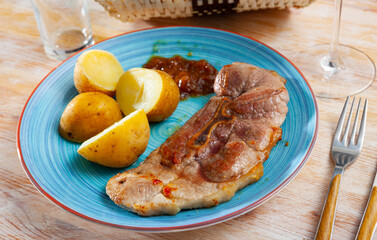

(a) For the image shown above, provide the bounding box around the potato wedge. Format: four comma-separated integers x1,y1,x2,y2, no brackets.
77,109,150,168
59,92,123,143
74,50,124,96
116,68,180,122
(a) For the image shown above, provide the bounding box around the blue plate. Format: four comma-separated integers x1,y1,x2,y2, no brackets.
17,26,318,232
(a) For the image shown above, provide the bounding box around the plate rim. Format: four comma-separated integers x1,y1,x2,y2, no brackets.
17,25,319,232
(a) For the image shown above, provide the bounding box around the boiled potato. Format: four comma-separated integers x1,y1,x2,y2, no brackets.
77,109,150,168
74,50,124,97
59,92,123,143
116,68,180,122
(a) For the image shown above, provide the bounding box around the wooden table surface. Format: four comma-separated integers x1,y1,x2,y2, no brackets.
1,0,377,239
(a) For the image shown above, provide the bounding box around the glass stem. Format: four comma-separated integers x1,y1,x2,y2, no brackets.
328,0,343,67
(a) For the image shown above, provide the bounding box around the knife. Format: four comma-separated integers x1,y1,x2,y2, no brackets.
356,169,377,240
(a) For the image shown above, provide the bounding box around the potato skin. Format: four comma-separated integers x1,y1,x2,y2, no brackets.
73,50,124,97
147,70,180,122
74,63,115,97
78,109,150,168
59,92,123,143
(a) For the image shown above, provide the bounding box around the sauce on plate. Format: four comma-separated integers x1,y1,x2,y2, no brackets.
143,55,218,99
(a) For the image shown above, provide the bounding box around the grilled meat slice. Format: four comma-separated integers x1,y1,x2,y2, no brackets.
106,62,289,216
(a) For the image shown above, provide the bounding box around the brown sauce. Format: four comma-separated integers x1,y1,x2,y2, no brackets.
143,55,218,99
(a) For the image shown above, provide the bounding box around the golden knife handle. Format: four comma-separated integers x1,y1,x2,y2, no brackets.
316,174,342,240
357,186,377,240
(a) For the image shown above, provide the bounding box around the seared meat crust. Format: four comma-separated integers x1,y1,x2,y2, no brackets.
106,63,289,216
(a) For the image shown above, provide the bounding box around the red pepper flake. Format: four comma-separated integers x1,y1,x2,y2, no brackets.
162,186,177,198
285,141,289,146
153,179,162,185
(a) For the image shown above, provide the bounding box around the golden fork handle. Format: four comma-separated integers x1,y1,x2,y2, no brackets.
316,174,342,240
357,186,377,240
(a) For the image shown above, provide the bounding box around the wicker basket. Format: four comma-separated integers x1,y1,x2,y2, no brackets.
95,0,315,22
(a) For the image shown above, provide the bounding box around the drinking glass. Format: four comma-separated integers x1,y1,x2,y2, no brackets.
31,0,94,60
293,0,376,99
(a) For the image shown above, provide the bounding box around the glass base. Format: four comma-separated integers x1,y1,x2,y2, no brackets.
293,44,376,99
44,29,94,61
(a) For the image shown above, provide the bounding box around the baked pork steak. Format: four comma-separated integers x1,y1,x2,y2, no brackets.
106,62,289,216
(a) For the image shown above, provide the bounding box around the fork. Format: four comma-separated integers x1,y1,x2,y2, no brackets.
315,97,368,240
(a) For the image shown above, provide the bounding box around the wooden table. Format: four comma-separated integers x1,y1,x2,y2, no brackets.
1,0,377,239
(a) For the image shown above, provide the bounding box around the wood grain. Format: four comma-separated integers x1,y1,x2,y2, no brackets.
1,0,377,239
357,187,377,240
316,174,342,240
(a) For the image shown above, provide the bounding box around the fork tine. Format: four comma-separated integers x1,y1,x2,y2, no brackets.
334,96,350,142
341,97,356,144
356,99,368,147
350,98,362,145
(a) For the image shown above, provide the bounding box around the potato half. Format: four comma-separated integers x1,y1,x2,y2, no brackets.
59,92,123,143
77,109,150,168
74,50,124,96
116,68,180,122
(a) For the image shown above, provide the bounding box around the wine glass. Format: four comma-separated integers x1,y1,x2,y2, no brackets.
293,0,376,99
